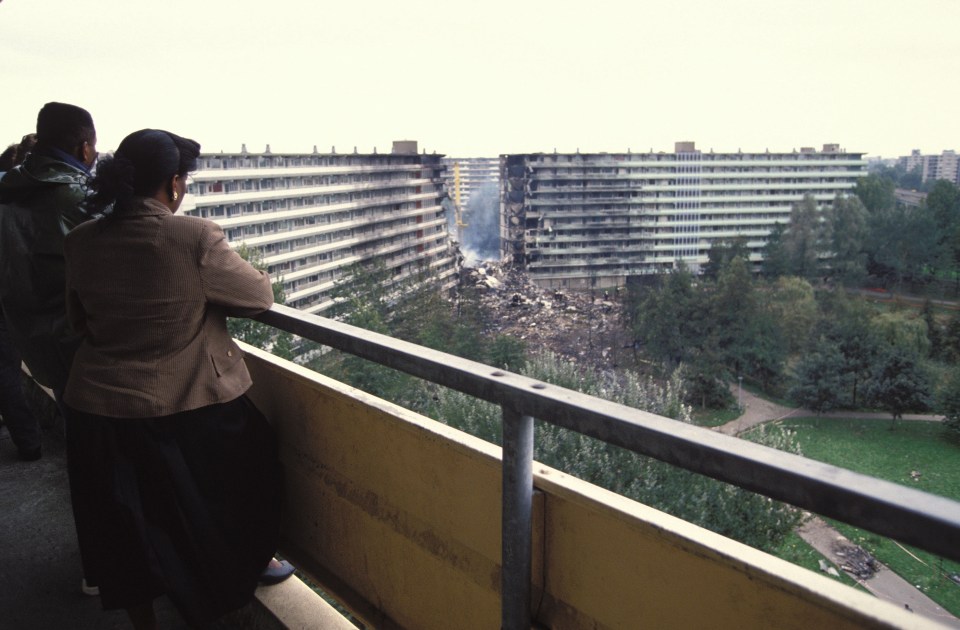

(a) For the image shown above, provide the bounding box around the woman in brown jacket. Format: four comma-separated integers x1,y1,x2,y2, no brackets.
63,129,290,629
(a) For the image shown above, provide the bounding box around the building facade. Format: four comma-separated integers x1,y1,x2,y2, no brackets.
501,142,866,289
441,157,500,210
183,141,458,314
901,149,960,185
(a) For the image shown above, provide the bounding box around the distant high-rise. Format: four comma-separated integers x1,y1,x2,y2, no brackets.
184,141,458,314
441,157,500,211
501,142,867,289
901,149,960,186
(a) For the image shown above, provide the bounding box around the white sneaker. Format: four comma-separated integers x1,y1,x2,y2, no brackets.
81,578,100,596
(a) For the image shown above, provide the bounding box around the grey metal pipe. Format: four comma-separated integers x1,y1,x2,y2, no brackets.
501,407,534,630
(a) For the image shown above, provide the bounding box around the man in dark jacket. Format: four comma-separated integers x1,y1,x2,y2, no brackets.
0,102,99,594
0,102,97,399
0,132,43,461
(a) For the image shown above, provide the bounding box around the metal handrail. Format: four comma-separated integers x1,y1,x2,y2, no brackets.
255,303,960,630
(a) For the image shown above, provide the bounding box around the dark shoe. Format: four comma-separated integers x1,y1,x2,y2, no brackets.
259,559,295,585
17,446,41,462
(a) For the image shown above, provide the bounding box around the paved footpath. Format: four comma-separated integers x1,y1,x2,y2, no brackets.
716,389,959,627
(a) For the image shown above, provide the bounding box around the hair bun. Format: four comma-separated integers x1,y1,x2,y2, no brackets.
84,154,136,215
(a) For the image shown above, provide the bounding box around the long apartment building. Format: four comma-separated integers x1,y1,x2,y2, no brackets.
183,141,458,314
501,142,867,289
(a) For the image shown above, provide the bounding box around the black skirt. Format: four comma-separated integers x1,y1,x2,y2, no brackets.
65,395,283,626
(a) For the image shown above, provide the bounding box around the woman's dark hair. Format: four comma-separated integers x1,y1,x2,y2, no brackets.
86,129,200,215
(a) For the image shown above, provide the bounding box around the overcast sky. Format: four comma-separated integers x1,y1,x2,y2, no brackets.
2,0,957,158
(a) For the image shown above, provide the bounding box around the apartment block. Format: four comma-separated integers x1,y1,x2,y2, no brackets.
901,149,960,185
183,141,458,314
501,142,867,289
441,157,500,210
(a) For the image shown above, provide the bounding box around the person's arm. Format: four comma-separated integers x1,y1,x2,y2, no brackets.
57,182,93,234
198,220,273,316
63,235,89,337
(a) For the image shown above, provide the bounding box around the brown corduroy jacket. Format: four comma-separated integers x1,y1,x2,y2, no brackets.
63,197,273,418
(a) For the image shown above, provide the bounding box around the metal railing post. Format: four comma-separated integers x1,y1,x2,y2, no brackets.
501,407,534,630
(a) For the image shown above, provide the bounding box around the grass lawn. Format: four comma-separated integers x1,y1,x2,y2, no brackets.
771,417,960,616
690,406,740,428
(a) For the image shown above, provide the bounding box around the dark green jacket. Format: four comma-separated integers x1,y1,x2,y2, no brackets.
0,154,91,391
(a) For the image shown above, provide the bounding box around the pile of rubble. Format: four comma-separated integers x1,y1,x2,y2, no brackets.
832,540,879,580
459,262,634,371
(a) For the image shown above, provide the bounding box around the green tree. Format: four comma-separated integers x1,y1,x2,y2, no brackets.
431,352,801,552
900,165,923,191
713,256,755,373
789,340,845,413
865,350,933,425
926,180,960,233
683,347,732,410
925,180,960,291
782,195,825,280
941,311,960,362
854,173,895,213
761,223,790,279
921,300,942,360
818,291,878,407
703,237,749,280
486,335,527,371
763,276,817,354
864,204,938,289
827,194,868,286
629,264,705,370
936,369,960,436
871,310,931,358
311,259,418,402
226,243,295,359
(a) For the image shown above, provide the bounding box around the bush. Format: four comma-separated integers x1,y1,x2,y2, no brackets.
430,352,802,552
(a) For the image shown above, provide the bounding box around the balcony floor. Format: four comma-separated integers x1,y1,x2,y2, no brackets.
0,424,191,629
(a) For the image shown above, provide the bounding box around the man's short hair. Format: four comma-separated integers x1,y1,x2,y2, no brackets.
36,102,95,153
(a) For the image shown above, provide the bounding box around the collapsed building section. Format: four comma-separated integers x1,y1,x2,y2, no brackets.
500,143,867,290
501,155,530,267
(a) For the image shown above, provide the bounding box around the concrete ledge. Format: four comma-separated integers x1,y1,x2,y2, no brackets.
246,577,357,630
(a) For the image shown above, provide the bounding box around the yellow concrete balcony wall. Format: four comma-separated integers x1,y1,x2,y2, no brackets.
241,345,923,629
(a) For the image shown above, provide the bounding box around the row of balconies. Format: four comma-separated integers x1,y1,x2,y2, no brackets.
525,157,866,169
289,247,458,313
193,172,428,195
225,205,441,248
527,185,855,203
182,179,441,211
196,193,441,228
192,163,429,181
261,216,447,267
528,180,861,195
284,241,454,304
541,214,794,230
526,191,846,211
287,225,449,281
270,225,451,283
525,169,867,183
